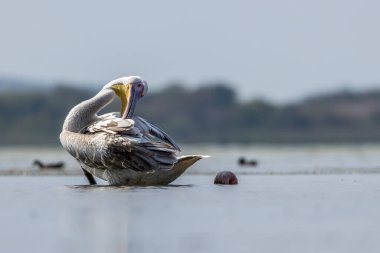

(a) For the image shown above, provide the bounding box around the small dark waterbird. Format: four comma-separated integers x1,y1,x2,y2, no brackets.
33,160,65,169
238,157,258,166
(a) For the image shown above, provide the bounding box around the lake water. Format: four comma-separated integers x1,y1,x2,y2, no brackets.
1,144,380,253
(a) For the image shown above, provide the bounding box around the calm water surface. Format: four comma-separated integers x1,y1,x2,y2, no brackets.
0,144,380,253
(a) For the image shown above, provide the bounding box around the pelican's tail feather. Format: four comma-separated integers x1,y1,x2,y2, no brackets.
161,155,209,185
173,155,209,173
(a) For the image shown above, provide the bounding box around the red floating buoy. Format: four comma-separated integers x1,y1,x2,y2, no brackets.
214,171,238,185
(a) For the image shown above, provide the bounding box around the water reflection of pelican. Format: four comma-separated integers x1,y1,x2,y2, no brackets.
60,76,206,186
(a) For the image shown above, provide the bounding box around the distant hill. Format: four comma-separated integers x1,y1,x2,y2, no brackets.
0,76,96,93
0,77,46,91
1,81,380,145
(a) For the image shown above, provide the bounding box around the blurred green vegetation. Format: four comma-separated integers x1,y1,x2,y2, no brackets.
1,83,380,145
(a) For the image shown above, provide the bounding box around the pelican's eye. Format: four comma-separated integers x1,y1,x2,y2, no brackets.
136,83,145,97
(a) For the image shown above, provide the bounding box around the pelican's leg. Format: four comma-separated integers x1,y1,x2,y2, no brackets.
82,168,97,185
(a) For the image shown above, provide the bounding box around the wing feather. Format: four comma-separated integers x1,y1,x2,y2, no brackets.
133,116,181,151
73,113,179,174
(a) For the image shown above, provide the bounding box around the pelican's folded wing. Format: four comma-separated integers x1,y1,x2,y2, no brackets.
61,129,178,176
133,116,181,151
85,114,138,135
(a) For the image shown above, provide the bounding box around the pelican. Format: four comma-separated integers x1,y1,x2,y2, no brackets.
60,76,206,186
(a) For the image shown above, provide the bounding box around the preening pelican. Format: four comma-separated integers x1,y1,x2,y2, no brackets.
60,76,206,186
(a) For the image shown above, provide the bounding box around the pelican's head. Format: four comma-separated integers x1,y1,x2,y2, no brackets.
103,76,148,119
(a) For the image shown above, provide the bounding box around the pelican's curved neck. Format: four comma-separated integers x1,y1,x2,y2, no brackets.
63,89,114,132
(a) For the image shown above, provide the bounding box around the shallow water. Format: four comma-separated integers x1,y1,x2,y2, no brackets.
1,145,380,253
1,175,380,253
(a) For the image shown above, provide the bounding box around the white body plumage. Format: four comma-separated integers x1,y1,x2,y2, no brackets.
60,76,206,185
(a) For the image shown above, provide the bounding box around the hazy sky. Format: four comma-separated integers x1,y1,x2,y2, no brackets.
1,0,380,102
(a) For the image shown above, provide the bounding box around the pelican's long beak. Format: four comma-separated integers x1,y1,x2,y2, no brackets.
112,84,138,119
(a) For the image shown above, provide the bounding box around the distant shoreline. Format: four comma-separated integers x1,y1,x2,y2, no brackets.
2,84,380,144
